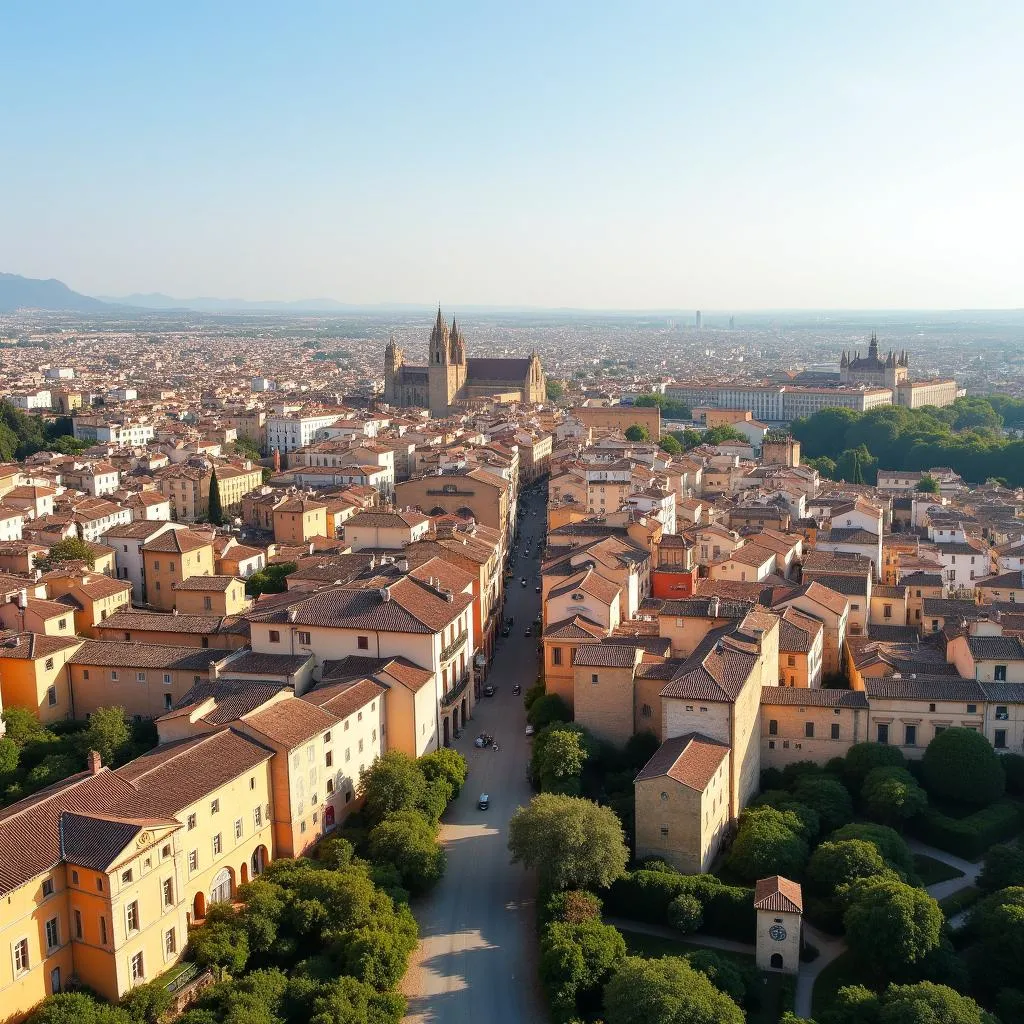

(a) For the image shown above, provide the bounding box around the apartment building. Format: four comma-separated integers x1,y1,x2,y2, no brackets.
141,530,216,612
103,521,183,604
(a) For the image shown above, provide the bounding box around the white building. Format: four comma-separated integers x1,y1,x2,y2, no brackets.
101,520,184,603
8,390,52,411
266,412,345,454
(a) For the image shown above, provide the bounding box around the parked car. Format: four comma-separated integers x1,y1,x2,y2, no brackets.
525,724,535,736
520,577,527,586
483,685,495,697
535,585,542,593
478,793,489,810
512,683,521,695
524,627,532,637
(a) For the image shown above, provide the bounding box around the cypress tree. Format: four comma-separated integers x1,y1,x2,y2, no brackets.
208,467,224,525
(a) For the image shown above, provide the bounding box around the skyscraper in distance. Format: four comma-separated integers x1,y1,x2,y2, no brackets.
695,310,702,329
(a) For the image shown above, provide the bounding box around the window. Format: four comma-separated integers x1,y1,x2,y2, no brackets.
929,703,936,713
42,878,54,898
967,704,977,714
269,630,281,643
325,750,333,768
130,952,144,982
805,722,815,738
187,813,196,830
995,665,1008,682
768,719,778,736
995,729,1008,749
934,725,946,737
45,657,54,670
111,670,119,681
324,731,331,743
212,834,222,856
358,739,364,753
126,901,140,933
904,724,917,747
234,819,243,840
153,560,160,570
71,870,79,885
254,806,263,828
203,596,212,610
47,686,57,707
57,618,67,630
99,916,108,944
164,694,172,710
74,909,83,939
883,604,892,619
210,799,220,814
45,917,59,950
168,561,175,571
297,631,311,646
13,938,29,974
345,747,351,762
165,928,176,957
660,825,669,836
326,777,334,794
877,723,889,744
163,673,172,685
83,669,90,680
357,635,369,650
591,673,599,684
136,671,146,683
831,723,840,740
121,869,133,884
188,850,198,873
641,703,652,718
96,877,104,892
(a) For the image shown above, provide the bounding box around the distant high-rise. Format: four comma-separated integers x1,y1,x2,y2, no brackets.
729,316,735,330
695,310,702,330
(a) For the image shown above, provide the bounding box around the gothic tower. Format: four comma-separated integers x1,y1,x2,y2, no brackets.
384,335,403,404
450,317,468,396
428,307,459,416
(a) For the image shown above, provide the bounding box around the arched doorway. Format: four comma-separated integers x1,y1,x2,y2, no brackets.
193,891,206,921
240,863,249,886
452,706,459,732
251,846,267,877
770,953,784,970
443,717,450,747
210,868,233,906
461,696,468,724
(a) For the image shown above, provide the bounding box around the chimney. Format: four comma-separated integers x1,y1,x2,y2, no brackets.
87,749,102,775
18,588,28,610
709,596,720,619
396,558,409,572
379,586,391,602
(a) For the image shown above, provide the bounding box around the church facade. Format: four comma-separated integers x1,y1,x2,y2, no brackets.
384,309,546,416
839,333,909,388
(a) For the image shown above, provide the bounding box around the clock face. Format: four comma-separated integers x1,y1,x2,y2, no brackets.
769,924,787,941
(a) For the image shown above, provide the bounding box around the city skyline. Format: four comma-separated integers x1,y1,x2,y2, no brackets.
2,2,1023,309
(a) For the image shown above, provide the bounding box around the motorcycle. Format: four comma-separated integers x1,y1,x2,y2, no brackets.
512,684,521,696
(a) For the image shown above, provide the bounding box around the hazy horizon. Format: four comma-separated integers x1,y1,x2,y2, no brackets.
2,2,1023,309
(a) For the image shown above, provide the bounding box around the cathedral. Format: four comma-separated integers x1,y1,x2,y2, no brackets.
839,333,909,388
384,308,546,415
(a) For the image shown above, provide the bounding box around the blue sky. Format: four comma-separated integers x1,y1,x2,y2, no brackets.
1,1,1022,308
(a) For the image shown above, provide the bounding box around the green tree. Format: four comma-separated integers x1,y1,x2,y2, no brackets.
527,693,573,730
792,775,855,834
921,727,1005,805
685,949,748,1007
658,434,683,455
25,993,133,1024
978,843,1024,893
539,918,626,1022
208,467,224,525
842,742,906,789
862,766,928,825
879,981,991,1024
80,706,132,767
603,955,745,1024
0,736,19,781
624,424,650,442
805,455,837,479
725,806,810,883
37,536,95,570
843,877,942,980
667,893,703,934
367,809,445,895
969,886,1024,992
807,839,890,897
245,561,297,597
546,379,565,401
360,751,427,826
508,793,629,892
916,474,940,494
190,915,251,978
533,727,588,795
118,979,174,1023
829,823,916,878
417,747,468,797
2,706,49,745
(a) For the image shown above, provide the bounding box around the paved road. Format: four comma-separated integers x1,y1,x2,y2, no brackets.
401,497,548,1024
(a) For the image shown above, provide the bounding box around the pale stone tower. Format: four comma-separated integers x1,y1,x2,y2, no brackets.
754,875,802,975
428,308,464,416
384,335,403,404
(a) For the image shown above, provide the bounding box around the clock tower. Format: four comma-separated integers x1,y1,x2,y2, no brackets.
754,875,803,975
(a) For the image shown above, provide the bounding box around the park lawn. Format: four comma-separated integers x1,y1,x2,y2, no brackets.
811,951,863,1020
913,852,965,886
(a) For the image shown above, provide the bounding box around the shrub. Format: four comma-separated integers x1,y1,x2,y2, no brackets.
119,980,174,1022
921,727,1005,806
603,956,744,1024
545,890,603,925
829,822,916,878
913,800,1021,861
807,839,890,897
978,842,1024,893
667,893,703,934
367,810,446,895
1000,753,1024,797
360,751,428,826
685,949,748,1006
752,790,820,840
418,747,468,797
792,775,854,834
843,741,905,789
527,693,572,730
726,806,810,883
968,886,1024,993
539,918,626,1023
861,766,928,825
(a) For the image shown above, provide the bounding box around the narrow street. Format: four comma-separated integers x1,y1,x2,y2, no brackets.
401,493,548,1024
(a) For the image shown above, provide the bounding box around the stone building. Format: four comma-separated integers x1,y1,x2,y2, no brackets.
839,333,909,388
384,309,546,416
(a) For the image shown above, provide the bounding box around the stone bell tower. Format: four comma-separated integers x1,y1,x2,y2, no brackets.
754,875,802,975
428,307,463,416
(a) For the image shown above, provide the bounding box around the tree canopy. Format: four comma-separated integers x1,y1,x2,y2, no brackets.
861,766,928,825
725,805,810,883
38,536,95,571
508,793,629,892
624,424,650,442
921,727,1005,805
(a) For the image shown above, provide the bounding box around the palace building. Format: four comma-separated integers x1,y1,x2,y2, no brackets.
384,309,546,416
839,333,909,389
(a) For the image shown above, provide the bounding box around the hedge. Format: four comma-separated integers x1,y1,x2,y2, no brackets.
603,869,755,942
912,800,1022,860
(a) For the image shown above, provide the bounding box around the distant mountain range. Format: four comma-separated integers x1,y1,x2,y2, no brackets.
0,273,110,313
99,292,367,312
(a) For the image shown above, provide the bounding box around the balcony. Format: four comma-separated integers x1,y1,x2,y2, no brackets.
440,628,469,663
441,671,470,708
